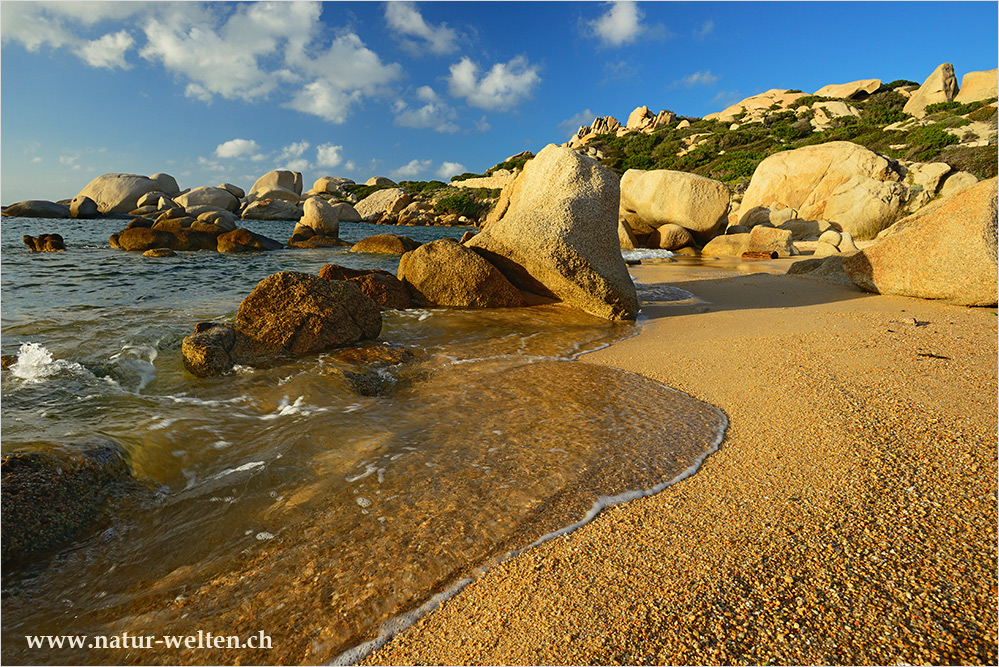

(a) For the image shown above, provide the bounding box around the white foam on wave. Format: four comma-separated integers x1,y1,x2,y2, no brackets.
622,248,675,261
10,342,87,381
329,387,730,666
208,460,266,481
259,396,331,421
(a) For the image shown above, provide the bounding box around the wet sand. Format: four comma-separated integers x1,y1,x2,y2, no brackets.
366,257,998,665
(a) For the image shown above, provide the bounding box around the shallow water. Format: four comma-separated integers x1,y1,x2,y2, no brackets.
1,216,724,665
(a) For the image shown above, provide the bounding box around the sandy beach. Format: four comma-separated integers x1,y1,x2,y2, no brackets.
366,258,998,665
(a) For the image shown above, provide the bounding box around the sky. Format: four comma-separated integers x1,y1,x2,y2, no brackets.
1,0,996,204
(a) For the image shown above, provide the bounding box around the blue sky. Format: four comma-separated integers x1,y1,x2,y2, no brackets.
2,1,996,204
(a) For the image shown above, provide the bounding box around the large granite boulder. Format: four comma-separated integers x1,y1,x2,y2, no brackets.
241,199,299,220
248,170,302,204
365,176,397,187
466,144,638,320
619,169,730,240
331,202,362,222
3,200,70,218
842,178,998,306
314,176,355,195
300,196,340,237
1,439,133,560
150,173,181,196
355,188,411,221
216,228,282,253
350,234,421,255
739,141,906,237
234,271,381,358
76,173,165,214
954,68,999,104
648,223,696,251
174,186,240,212
319,264,412,310
903,63,959,118
69,195,100,219
112,227,180,251
398,238,524,308
812,79,881,99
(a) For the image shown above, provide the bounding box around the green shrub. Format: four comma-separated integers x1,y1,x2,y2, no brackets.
858,90,910,125
433,191,489,217
344,183,393,200
790,95,829,108
485,157,530,175
450,172,484,183
923,101,963,115
884,79,919,90
399,180,446,195
967,104,998,123
931,145,999,180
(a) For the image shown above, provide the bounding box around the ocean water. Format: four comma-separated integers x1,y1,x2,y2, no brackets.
1,216,724,665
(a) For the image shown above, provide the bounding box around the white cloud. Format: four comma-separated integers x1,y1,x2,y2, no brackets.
285,80,363,124
558,109,595,138
447,56,540,111
281,158,311,172
390,159,433,179
74,30,134,69
394,87,460,132
588,1,671,47
436,162,466,181
675,70,719,88
385,1,458,55
315,143,344,168
279,141,311,160
32,157,43,164
590,1,642,46
215,138,262,159
694,20,714,39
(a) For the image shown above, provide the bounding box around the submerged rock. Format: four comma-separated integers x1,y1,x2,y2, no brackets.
217,228,283,252
23,233,66,252
183,272,383,376
350,234,421,255
1,439,133,560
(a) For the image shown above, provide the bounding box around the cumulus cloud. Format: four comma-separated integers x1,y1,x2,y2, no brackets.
694,20,714,39
447,56,540,111
587,1,671,47
315,143,344,168
215,138,263,159
74,30,134,69
279,141,311,161
385,1,458,55
394,86,460,132
436,161,466,181
4,1,402,125
390,159,433,179
674,70,719,88
558,109,595,138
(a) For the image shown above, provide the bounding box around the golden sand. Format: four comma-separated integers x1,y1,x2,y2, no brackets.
366,257,998,665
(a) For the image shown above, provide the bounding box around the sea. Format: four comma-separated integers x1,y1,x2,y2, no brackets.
0,216,726,665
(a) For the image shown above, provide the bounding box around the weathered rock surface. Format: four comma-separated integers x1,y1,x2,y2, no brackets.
69,195,100,219
842,178,998,306
903,63,959,118
216,228,283,253
331,202,362,222
23,233,65,252
1,439,133,560
649,223,696,251
466,144,638,320
3,200,70,218
350,234,421,255
365,176,397,187
619,169,731,240
748,225,796,257
701,233,750,257
174,186,239,212
355,188,411,221
954,68,998,103
300,197,340,237
248,170,302,203
143,248,177,258
740,141,906,237
399,238,524,308
241,199,300,220
813,79,881,99
318,264,412,310
234,271,382,358
150,173,181,196
76,173,166,214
